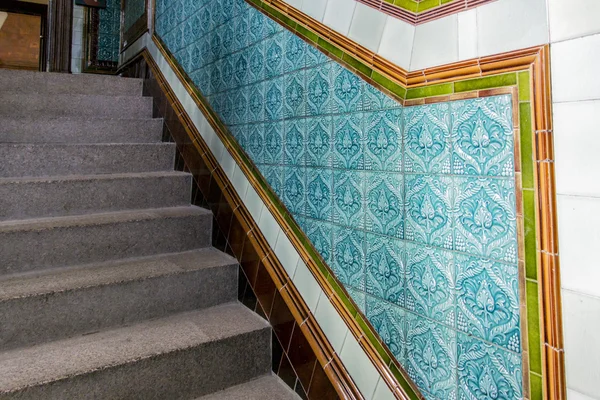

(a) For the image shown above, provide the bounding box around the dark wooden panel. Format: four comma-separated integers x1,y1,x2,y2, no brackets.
0,12,41,70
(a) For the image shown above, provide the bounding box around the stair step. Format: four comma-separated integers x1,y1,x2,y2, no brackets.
0,171,192,221
195,375,299,400
0,70,143,96
0,206,213,275
0,303,271,399
0,117,164,143
0,143,176,178
0,93,152,118
0,249,238,351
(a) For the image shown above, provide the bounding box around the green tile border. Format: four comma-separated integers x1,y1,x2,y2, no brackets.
149,2,548,399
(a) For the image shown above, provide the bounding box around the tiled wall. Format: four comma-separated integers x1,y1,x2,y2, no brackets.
549,0,600,399
155,0,524,398
71,5,85,73
95,0,121,63
124,0,146,32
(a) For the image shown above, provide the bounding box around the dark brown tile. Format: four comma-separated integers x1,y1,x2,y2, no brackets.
215,201,234,238
211,219,228,252
308,362,340,399
272,331,285,373
278,354,298,390
287,323,317,391
240,235,261,286
270,291,296,352
190,183,209,209
227,216,247,260
295,379,309,400
253,262,277,320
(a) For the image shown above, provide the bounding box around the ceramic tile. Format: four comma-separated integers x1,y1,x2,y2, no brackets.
247,81,265,123
410,15,458,71
293,259,323,313
284,34,307,73
365,172,404,238
346,287,366,314
405,311,457,400
284,70,306,118
404,103,451,174
246,123,265,164
332,225,365,290
364,109,403,172
314,292,349,353
305,218,334,265
260,164,284,195
300,0,327,22
333,169,365,229
405,174,454,250
322,0,357,36
284,118,307,166
264,33,285,79
306,116,333,167
455,254,520,352
365,234,405,306
339,333,381,399
451,95,514,177
264,120,284,165
247,41,265,83
274,232,300,277
348,3,387,52
333,113,364,169
457,333,523,400
454,177,518,264
306,63,333,116
306,167,333,221
405,244,455,327
363,84,401,112
331,63,363,113
232,51,248,88
377,16,414,71
283,166,306,215
232,89,247,125
265,76,284,121
548,0,600,43
366,295,407,363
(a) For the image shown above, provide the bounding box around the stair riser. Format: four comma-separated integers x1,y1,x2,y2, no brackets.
0,73,143,97
0,118,164,143
0,144,176,178
0,214,213,275
0,329,271,400
0,174,192,221
0,265,237,351
0,96,152,118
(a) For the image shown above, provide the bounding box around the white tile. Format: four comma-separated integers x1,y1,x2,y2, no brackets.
301,0,327,21
292,259,322,312
348,3,387,52
457,9,477,60
563,289,600,398
477,0,548,57
314,292,349,353
551,34,600,102
568,388,598,400
377,16,414,70
286,0,303,9
410,14,458,70
339,333,380,399
372,377,396,400
323,0,357,36
274,233,300,277
549,0,600,43
230,166,249,200
554,101,600,196
243,185,265,224
557,195,600,298
258,209,281,249
219,150,236,179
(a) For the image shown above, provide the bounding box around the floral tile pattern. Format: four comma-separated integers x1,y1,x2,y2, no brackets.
156,0,523,397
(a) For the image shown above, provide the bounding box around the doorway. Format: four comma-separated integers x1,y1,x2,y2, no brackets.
0,1,47,71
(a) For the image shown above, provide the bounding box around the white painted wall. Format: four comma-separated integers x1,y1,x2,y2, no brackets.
549,0,600,397
71,5,85,73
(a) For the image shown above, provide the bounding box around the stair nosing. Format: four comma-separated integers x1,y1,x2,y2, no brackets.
0,170,191,185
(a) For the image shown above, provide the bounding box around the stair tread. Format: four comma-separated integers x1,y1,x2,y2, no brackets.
0,303,269,392
0,170,190,184
195,375,299,400
0,206,211,232
0,248,236,301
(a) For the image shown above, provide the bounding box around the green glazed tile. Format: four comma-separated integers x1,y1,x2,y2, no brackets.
454,73,517,92
405,82,454,99
417,0,440,12
530,372,543,400
389,363,421,400
518,71,531,102
523,189,538,280
355,315,393,365
520,102,534,189
338,289,359,318
317,37,344,59
295,24,319,43
342,53,373,77
371,71,407,99
526,280,542,374
441,0,454,3
393,0,419,12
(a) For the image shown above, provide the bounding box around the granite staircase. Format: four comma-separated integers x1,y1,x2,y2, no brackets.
0,69,297,400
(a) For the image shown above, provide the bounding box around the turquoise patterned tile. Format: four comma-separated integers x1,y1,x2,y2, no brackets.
221,21,235,55
451,95,514,177
332,63,363,113
306,167,333,221
284,70,306,118
230,125,247,149
283,166,306,215
209,27,223,61
232,89,247,125
247,41,265,83
365,172,404,238
209,59,223,94
333,114,364,170
454,177,517,264
405,244,455,327
405,312,457,400
284,34,306,73
306,116,332,167
246,123,264,164
248,9,266,44
247,81,265,123
306,63,333,116
221,57,235,91
404,103,452,174
264,33,284,78
366,296,407,362
333,170,365,229
265,76,284,121
332,225,365,290
306,43,329,68
261,164,283,195
233,14,248,51
347,287,366,314
305,217,333,265
405,174,454,249
364,109,403,172
284,118,306,166
264,121,283,165
363,83,400,111
457,334,523,400
455,254,521,353
365,234,405,306
233,51,248,87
